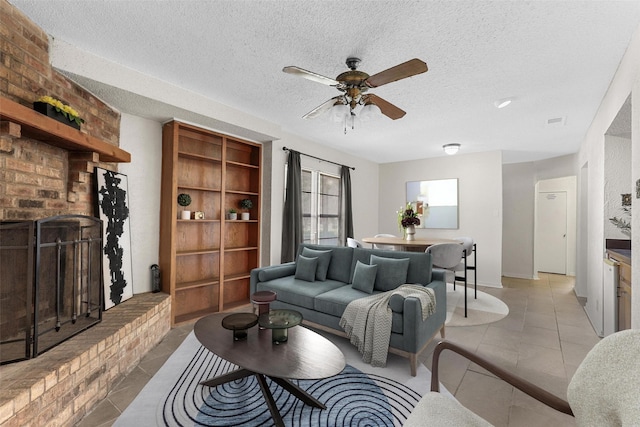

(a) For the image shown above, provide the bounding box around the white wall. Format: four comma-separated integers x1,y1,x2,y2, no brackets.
502,163,536,278
502,155,578,280
379,151,503,287
118,114,163,293
633,81,640,330
578,23,640,330
604,135,632,239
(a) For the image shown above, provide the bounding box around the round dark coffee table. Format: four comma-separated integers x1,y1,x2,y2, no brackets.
194,312,345,427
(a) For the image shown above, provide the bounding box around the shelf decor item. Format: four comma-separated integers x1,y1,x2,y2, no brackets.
227,208,238,220
33,96,85,129
177,193,192,220
239,198,253,220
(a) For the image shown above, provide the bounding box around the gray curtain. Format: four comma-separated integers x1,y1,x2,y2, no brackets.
281,150,302,262
341,165,354,243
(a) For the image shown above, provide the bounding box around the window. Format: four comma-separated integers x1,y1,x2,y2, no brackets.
302,169,341,245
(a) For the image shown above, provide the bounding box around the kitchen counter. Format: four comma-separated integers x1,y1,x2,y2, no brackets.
607,248,631,265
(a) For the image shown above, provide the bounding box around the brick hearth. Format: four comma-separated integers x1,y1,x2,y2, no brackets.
0,292,170,426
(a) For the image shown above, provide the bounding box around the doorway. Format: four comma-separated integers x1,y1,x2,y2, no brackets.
536,191,568,274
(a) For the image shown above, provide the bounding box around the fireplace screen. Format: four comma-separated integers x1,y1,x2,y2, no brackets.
0,215,103,364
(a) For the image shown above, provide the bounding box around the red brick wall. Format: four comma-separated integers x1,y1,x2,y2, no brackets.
0,0,122,220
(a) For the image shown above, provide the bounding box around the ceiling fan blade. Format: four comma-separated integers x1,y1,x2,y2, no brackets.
365,58,428,88
283,66,341,86
302,96,343,119
364,94,406,120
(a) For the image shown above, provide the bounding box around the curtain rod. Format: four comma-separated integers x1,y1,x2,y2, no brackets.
282,147,355,170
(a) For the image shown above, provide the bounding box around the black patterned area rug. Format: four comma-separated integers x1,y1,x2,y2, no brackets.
115,329,441,427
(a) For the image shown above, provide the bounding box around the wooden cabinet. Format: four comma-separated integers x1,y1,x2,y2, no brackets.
159,121,261,325
617,260,632,331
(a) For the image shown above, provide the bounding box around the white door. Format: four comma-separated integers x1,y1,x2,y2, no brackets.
537,192,567,274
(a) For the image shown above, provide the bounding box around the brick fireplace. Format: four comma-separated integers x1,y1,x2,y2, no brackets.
0,1,171,425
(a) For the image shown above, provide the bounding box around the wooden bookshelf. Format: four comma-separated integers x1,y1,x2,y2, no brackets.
159,121,261,325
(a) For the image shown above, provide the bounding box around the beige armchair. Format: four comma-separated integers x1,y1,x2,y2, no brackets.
405,329,640,426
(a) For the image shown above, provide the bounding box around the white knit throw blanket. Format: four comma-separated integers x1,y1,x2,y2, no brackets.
339,284,436,368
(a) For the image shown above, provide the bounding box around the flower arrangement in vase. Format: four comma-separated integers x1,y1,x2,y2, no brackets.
398,203,420,240
33,96,85,129
177,193,192,220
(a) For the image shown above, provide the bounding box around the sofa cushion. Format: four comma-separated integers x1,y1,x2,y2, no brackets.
314,285,370,317
301,247,332,281
257,276,347,310
295,255,318,282
351,248,433,285
314,287,404,333
258,263,296,282
351,261,377,294
299,244,353,283
370,254,410,292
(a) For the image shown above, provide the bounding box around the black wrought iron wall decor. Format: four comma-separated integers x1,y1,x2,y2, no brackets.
94,167,134,310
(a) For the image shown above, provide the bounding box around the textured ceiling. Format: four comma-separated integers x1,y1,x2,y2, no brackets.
10,0,640,164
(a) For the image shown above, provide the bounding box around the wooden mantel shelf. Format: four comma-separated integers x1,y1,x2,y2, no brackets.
0,96,131,163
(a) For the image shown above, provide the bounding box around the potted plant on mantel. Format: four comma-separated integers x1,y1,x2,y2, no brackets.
239,199,253,220
177,193,192,220
33,96,85,130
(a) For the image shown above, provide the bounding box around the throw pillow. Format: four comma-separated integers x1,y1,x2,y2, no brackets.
295,255,318,282
301,247,332,281
351,260,378,294
370,254,410,292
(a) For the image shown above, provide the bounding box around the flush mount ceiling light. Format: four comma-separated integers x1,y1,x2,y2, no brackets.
443,143,461,155
494,98,513,109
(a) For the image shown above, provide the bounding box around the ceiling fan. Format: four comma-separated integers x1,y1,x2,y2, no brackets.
283,57,428,121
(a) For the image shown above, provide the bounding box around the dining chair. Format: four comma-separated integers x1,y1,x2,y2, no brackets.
373,233,398,250
426,242,468,317
346,237,363,248
405,329,640,426
454,237,476,299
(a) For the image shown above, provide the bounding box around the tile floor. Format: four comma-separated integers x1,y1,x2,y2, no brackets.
78,273,600,426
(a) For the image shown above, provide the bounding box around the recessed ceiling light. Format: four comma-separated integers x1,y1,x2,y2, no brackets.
494,98,513,109
443,143,461,155
546,116,566,126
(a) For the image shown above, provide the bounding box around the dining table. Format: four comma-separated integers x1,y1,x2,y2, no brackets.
362,236,460,252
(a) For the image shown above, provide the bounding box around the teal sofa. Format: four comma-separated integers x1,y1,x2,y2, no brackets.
250,243,447,376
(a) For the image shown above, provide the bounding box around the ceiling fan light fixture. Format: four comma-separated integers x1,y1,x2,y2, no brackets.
360,102,381,121
330,103,349,123
494,98,513,109
443,143,461,155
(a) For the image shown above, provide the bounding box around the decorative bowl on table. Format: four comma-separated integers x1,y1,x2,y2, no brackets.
221,312,258,341
258,309,303,343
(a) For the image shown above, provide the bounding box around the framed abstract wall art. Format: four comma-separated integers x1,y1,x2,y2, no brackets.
406,178,459,229
94,167,134,309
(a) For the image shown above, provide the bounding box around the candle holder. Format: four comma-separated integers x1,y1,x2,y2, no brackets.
258,309,303,344
221,313,258,341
